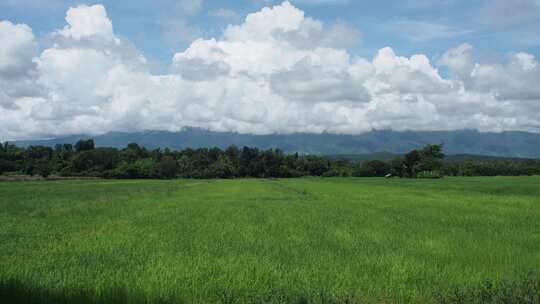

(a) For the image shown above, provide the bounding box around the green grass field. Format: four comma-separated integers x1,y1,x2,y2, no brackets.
1,177,540,303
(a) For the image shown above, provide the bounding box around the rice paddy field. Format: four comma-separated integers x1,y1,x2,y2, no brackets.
1,177,540,303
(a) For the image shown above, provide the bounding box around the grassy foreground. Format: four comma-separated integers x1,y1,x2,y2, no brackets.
1,177,539,303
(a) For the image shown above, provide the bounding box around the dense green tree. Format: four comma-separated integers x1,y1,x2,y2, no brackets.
389,157,405,177
240,147,262,177
155,156,178,179
75,139,95,152
26,146,53,161
415,144,445,175
123,143,148,162
303,155,330,176
72,148,121,173
209,155,236,178
36,160,52,178
356,160,392,177
403,150,421,177
0,159,15,175
399,144,445,177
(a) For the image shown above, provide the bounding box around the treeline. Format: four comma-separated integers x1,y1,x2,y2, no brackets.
0,140,330,179
1,140,539,179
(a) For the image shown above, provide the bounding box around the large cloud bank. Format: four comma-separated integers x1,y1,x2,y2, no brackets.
1,2,539,140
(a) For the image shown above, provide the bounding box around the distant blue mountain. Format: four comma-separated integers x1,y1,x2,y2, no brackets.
11,128,540,158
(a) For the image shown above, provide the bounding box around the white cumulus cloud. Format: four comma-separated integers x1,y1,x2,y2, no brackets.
1,1,540,140
59,4,115,41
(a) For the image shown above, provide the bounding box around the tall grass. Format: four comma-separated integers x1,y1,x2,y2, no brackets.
1,177,539,303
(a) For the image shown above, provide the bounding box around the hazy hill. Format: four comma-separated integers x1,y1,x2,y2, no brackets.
11,128,540,158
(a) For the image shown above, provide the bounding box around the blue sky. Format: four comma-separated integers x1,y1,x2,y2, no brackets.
2,0,539,70
1,0,540,139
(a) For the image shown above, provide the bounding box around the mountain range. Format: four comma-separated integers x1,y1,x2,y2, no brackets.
11,128,540,158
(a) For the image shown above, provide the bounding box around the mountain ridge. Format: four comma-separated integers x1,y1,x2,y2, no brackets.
10,128,540,158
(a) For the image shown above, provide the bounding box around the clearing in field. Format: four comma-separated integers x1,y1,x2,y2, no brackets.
1,177,540,303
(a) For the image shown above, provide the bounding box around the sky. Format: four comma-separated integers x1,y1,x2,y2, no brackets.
1,0,540,140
